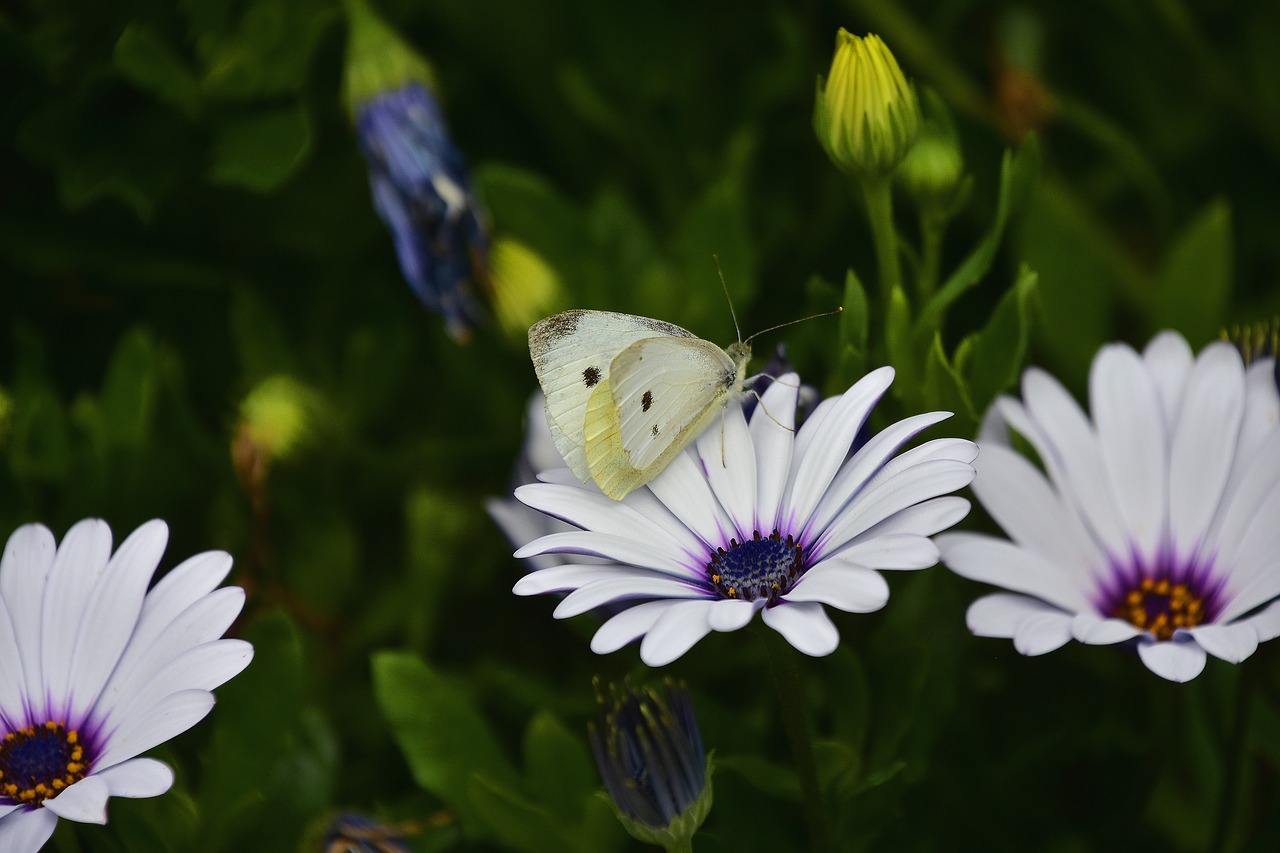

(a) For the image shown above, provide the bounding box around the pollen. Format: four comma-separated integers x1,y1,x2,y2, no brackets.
1112,576,1207,641
706,529,805,606
0,721,91,807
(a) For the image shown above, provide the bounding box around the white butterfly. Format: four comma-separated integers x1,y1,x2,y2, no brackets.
528,310,752,501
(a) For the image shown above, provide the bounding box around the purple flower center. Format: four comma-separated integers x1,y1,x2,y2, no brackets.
0,721,89,807
1109,576,1207,641
1095,548,1223,641
707,530,805,605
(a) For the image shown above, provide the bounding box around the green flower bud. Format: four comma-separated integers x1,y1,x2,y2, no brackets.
814,30,921,181
489,238,563,341
341,0,437,116
897,92,965,207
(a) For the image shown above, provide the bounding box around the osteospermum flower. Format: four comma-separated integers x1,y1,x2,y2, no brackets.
939,331,1280,682
0,519,252,850
512,368,976,665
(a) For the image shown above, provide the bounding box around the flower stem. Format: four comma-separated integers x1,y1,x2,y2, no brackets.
756,623,830,852
861,176,901,302
666,838,694,853
917,208,944,300
1209,666,1254,853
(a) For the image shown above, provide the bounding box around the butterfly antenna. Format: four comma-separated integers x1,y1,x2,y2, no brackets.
712,254,743,344
744,307,843,345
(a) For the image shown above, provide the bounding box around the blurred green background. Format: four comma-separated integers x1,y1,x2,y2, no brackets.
3,0,1280,850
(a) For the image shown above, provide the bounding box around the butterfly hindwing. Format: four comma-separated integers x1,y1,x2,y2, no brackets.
529,310,694,481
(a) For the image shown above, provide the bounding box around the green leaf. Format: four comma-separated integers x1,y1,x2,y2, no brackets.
964,265,1039,414
468,774,573,853
839,267,870,357
206,105,313,192
99,328,160,449
523,711,597,823
914,134,1042,340
195,0,336,100
8,388,72,485
885,283,915,396
114,24,202,119
371,651,518,836
715,753,800,801
922,333,974,421
1154,200,1232,346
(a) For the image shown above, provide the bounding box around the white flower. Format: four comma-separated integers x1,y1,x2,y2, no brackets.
939,331,1280,682
0,519,253,851
512,369,976,666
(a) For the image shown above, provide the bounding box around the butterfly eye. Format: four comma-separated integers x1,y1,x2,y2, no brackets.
583,367,601,387
641,390,654,412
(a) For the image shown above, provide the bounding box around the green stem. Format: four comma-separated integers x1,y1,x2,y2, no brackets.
666,838,694,853
861,177,901,303
756,624,830,852
916,208,944,300
1209,667,1253,853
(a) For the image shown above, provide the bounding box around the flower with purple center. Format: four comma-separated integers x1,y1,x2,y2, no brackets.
939,331,1280,682
512,368,976,665
355,82,488,341
0,519,252,851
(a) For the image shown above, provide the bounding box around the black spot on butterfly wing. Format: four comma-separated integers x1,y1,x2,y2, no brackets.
583,366,601,387
651,424,659,437
641,390,653,411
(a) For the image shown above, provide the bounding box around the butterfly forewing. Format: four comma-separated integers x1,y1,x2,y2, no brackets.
529,310,695,480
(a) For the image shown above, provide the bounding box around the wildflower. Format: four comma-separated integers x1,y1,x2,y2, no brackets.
814,30,921,181
343,0,487,341
589,679,711,851
0,519,252,850
940,331,1280,682
321,813,416,853
513,369,975,665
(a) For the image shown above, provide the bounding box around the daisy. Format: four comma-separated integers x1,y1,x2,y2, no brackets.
0,519,253,851
512,368,976,666
938,331,1280,682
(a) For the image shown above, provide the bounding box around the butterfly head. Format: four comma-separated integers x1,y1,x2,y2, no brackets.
726,341,752,386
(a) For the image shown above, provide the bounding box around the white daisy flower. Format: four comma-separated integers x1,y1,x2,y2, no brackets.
938,331,1280,682
512,368,977,666
0,519,253,851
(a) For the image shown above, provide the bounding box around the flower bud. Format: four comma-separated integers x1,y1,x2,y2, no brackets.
489,238,562,342
814,30,921,181
589,679,713,851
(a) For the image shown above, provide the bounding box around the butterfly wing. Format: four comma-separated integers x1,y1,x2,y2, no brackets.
529,310,695,481
584,336,745,500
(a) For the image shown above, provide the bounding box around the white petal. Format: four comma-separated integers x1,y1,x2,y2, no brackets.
2,523,57,719
1012,611,1075,655
815,460,976,560
761,601,839,656
486,498,565,568
41,519,115,720
783,561,889,613
966,593,1063,638
1137,637,1207,682
1070,611,1142,645
514,483,699,566
95,757,174,799
44,775,110,824
707,598,758,631
1018,370,1129,556
96,587,244,724
1216,481,1280,623
513,564,622,595
0,807,59,853
553,573,707,618
831,534,938,571
639,600,718,666
1248,598,1280,642
697,403,756,538
65,520,170,721
1188,622,1259,664
749,373,799,532
1232,358,1280,464
590,601,683,654
806,410,951,540
784,367,894,532
850,496,970,540
1167,344,1244,555
937,532,1092,613
646,450,736,548
515,531,696,579
93,689,215,770
970,443,1100,581
0,600,27,728
101,640,252,735
1142,330,1195,422
1090,343,1168,558
1208,430,1280,576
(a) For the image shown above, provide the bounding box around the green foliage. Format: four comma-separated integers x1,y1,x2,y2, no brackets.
5,0,1280,850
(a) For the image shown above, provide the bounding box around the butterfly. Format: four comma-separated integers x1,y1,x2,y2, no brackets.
529,310,752,500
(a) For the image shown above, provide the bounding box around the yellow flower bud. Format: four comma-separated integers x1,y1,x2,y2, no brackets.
814,30,921,181
489,238,563,341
